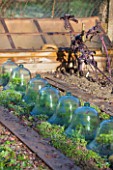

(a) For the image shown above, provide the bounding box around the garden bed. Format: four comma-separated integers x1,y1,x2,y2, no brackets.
0,77,113,170
43,72,113,113
43,72,113,103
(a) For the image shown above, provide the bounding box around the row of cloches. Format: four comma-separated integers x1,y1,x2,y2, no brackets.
1,59,113,158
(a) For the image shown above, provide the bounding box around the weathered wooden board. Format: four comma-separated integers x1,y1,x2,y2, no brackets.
0,17,112,73
0,107,81,170
0,17,111,51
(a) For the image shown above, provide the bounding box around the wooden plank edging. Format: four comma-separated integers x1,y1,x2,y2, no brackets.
0,107,81,170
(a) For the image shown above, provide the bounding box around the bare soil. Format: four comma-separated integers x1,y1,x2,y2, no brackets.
42,72,113,104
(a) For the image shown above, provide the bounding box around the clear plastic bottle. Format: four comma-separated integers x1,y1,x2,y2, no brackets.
5,64,31,95
0,59,18,86
65,102,100,141
87,116,113,156
31,84,60,117
23,74,48,105
48,92,80,128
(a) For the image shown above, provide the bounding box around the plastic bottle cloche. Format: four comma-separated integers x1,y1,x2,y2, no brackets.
10,64,31,83
65,102,100,141
87,116,113,156
0,59,18,86
5,64,31,95
48,92,80,128
31,83,60,117
23,74,48,105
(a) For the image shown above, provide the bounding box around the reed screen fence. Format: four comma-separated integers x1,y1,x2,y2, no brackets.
0,0,105,18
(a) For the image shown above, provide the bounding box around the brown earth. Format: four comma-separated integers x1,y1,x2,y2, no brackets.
42,71,113,104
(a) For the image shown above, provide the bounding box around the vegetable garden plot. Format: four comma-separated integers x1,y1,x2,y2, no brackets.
0,75,113,170
0,14,113,170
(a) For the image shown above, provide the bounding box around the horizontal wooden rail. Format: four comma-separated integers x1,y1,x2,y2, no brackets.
0,32,79,35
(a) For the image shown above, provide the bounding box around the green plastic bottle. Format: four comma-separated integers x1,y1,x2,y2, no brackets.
5,64,31,95
31,84,60,117
48,92,80,128
23,74,48,105
0,59,18,86
65,102,100,141
87,116,113,156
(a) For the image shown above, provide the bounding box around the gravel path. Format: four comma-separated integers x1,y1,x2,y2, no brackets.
0,123,50,170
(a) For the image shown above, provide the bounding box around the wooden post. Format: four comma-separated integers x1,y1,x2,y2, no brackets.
108,0,113,42
98,0,108,22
